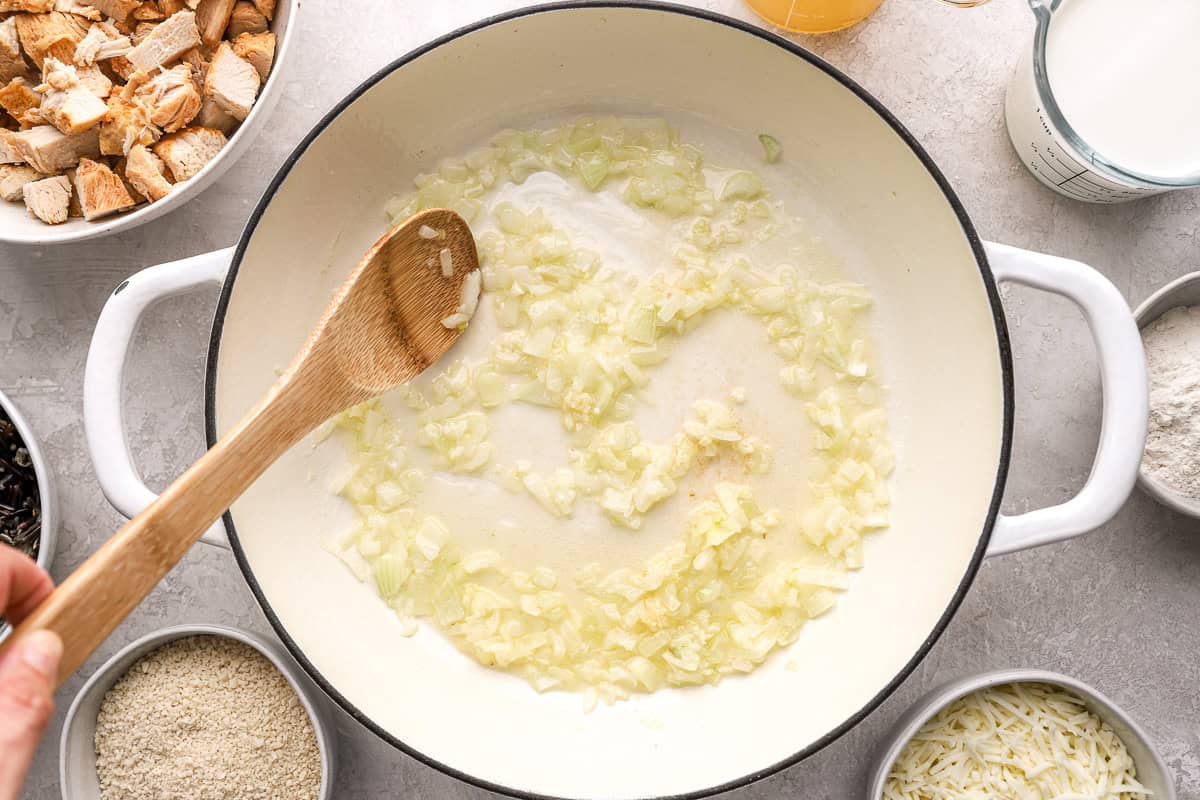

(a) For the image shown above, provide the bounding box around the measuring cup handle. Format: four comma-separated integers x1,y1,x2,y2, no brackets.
984,241,1148,556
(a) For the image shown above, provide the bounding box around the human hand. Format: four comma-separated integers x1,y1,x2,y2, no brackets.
0,545,60,800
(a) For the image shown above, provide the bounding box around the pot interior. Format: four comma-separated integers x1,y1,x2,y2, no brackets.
211,6,1007,798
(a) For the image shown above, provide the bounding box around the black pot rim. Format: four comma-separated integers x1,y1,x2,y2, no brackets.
205,4,1014,798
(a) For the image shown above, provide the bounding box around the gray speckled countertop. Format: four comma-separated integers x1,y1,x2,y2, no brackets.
3,1,1198,797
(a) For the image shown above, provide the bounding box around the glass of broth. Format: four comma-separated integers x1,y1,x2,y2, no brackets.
743,0,885,33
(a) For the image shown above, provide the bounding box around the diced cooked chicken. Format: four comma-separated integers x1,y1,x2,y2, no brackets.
36,58,108,133
14,12,90,69
192,93,233,132
0,17,32,85
130,21,155,45
227,1,265,38
64,165,81,215
125,9,199,71
193,0,233,45
75,63,112,96
0,133,23,163
132,1,163,20
54,0,101,20
74,24,132,66
152,123,221,180
73,25,106,64
230,30,271,80
0,0,53,11
5,124,99,171
39,58,76,92
21,173,69,222
0,77,42,126
203,41,255,120
132,63,198,131
2,0,272,226
109,155,137,199
0,163,42,200
107,54,135,80
98,92,158,154
122,141,169,199
78,0,139,21
178,45,207,79
71,156,134,218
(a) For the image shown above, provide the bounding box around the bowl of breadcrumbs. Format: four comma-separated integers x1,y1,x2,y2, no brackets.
59,623,335,800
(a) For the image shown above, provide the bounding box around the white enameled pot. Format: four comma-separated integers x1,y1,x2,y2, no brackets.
81,5,1149,799
0,0,297,245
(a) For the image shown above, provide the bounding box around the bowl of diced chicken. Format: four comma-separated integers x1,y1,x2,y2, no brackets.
0,0,293,244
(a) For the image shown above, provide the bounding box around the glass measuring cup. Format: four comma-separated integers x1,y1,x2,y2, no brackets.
1005,0,1200,202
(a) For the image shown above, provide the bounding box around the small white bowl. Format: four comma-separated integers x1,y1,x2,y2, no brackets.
867,669,1176,800
0,0,297,246
1133,271,1200,518
0,388,57,574
59,624,337,800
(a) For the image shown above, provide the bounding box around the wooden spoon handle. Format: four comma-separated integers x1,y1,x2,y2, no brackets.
0,383,316,687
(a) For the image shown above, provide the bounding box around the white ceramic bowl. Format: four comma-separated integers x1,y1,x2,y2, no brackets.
0,0,297,246
0,387,57,573
1133,271,1200,518
867,669,1177,799
59,623,337,800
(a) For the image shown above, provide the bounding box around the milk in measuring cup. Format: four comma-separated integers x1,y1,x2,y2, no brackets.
1005,0,1200,202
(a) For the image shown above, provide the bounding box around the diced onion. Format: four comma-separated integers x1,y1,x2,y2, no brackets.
758,133,783,164
333,117,892,705
440,268,482,330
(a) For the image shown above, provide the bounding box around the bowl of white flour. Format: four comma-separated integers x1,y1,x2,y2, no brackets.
1134,272,1200,518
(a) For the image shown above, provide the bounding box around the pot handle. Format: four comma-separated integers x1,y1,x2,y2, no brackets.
83,248,235,549
983,241,1147,556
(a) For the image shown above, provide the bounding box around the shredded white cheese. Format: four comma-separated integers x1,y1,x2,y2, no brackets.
440,269,481,330
885,682,1148,800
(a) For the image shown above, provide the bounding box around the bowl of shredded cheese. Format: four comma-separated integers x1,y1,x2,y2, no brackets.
869,669,1176,800
59,623,336,800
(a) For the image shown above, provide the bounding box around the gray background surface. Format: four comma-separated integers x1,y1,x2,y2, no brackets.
2,0,1197,797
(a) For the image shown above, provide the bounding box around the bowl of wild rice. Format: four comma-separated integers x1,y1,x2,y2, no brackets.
0,387,56,574
59,624,336,800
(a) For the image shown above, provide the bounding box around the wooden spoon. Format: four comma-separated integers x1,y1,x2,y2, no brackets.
1,208,480,686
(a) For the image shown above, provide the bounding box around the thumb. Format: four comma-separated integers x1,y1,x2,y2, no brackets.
0,630,62,800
